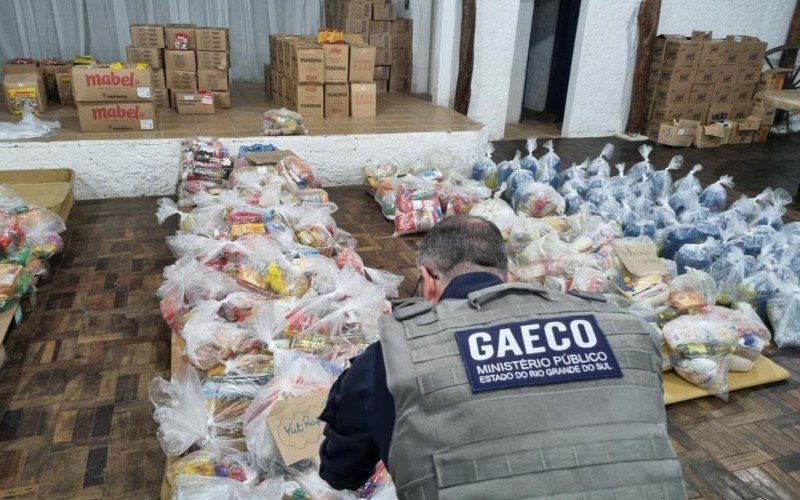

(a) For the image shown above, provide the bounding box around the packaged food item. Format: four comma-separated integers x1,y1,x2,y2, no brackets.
362,158,399,194
767,285,800,348
672,164,704,195
519,137,540,174
166,450,258,487
699,175,734,213
468,190,517,239
439,178,491,216
709,247,756,305
512,181,566,218
667,268,716,312
586,143,613,178
651,155,683,200
262,108,307,136
276,156,321,189
538,139,562,173
392,176,443,236
373,177,400,221
470,143,498,190
156,198,229,238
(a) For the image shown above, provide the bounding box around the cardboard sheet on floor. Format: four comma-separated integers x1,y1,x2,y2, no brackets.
0,168,74,221
663,356,789,405
0,302,20,347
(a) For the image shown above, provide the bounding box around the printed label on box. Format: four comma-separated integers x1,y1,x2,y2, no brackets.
136,86,151,98
140,119,154,130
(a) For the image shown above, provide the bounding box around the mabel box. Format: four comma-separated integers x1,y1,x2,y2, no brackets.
130,24,165,48
164,50,196,71
351,82,376,117
126,47,164,69
196,27,229,52
76,102,157,133
72,66,154,102
324,83,350,117
197,69,229,91
175,91,215,114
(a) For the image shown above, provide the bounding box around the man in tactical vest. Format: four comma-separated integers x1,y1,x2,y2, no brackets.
320,215,686,499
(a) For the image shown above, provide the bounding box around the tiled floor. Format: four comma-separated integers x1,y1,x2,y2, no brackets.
0,135,798,498
1,82,482,142
504,119,562,140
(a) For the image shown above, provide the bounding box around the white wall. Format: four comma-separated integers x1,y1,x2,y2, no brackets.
562,0,796,138
396,0,434,94
468,0,522,139
506,0,535,122
523,0,560,111
429,0,462,107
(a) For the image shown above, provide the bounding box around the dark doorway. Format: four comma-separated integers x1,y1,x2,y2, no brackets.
544,0,581,120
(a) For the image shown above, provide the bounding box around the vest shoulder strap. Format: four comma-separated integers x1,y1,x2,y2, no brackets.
393,298,434,320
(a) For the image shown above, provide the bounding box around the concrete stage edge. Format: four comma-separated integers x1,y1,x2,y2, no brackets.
0,127,489,200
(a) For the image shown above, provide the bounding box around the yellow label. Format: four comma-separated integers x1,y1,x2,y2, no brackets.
230,223,265,237
7,87,38,115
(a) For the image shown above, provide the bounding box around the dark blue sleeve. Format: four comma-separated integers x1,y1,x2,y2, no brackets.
319,343,382,491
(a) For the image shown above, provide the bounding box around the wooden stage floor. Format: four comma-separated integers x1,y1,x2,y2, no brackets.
0,135,797,498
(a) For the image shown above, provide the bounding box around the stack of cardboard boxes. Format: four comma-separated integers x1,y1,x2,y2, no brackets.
127,24,231,114
2,61,48,115
266,35,377,118
645,32,774,147
71,65,157,132
324,0,413,92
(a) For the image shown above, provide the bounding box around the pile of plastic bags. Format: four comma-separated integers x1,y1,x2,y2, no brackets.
0,185,66,311
152,138,403,499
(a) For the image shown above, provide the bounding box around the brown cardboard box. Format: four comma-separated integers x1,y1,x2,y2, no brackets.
151,69,166,89
728,116,760,144
197,69,229,91
374,65,391,80
343,33,365,44
369,20,391,35
717,63,738,86
732,84,755,103
341,2,371,19
153,88,169,107
72,66,153,102
375,79,389,93
0,168,74,222
757,68,791,91
165,70,197,90
729,101,754,120
372,3,397,20
653,83,692,106
657,119,699,147
349,44,376,81
375,49,391,65
55,71,74,106
658,34,702,71
693,122,726,148
753,124,770,142
393,64,412,78
3,72,47,114
196,27,229,52
130,24,165,48
197,50,229,71
351,82,376,117
658,66,695,86
751,93,777,125
344,18,370,35
212,90,230,109
390,48,413,66
706,102,731,123
711,84,734,105
76,102,157,132
164,50,196,71
292,82,324,118
324,83,350,117
175,91,215,114
650,103,701,123
126,47,163,69
323,44,349,82
694,64,718,84
699,39,729,66
164,24,196,50
389,18,412,34
388,78,410,92
369,33,412,50
736,68,760,86
41,60,72,100
293,45,325,83
689,83,714,105
2,61,40,75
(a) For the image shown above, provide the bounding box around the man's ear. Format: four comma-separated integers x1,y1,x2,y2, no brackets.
419,266,438,303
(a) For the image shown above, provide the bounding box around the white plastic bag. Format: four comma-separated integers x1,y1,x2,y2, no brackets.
0,104,60,140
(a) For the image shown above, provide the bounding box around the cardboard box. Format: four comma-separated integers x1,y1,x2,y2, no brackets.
653,83,692,107
176,91,215,114
657,119,699,147
694,64,718,84
757,68,792,91
55,71,74,106
164,24,196,50
41,60,72,101
374,65,391,80
212,90,230,109
164,50,196,71
369,20,392,35
732,84,755,103
292,82,324,118
389,18,412,34
71,66,154,102
369,34,411,50
388,77,410,92
151,69,166,89
729,101,754,120
651,103,705,124
372,3,397,20
197,50,230,70
751,93,777,125
753,124,770,142
126,47,164,69
375,49,391,65
323,44,348,83
658,66,695,85
711,84,734,106
699,39,729,66
153,88,169,107
349,44,376,82
706,102,731,123
196,27,229,52
689,83,714,105
3,72,47,114
736,68,760,87
293,45,325,83
393,64,412,78
76,102,157,132
693,122,726,148
344,18,370,35
324,82,350,117
0,168,74,222
717,63,738,86
343,33,365,44
658,34,702,71
165,70,197,90
375,79,389,93
341,2,371,19
130,24,165,48
2,61,40,75
350,82,376,117
197,69,229,91
728,116,760,144
390,48,412,66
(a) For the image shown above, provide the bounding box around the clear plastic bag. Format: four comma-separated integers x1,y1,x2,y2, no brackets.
471,143,498,189
586,143,613,178
392,176,443,236
651,155,683,200
262,108,306,136
512,181,565,218
698,304,771,372
441,178,491,216
628,144,655,184
671,164,703,195
0,104,60,140
277,156,321,189
469,188,517,239
166,450,259,488
506,215,556,257
668,268,717,312
373,177,400,221
497,151,523,189
18,206,65,258
730,194,760,223
539,139,562,173
675,237,718,274
362,158,399,194
767,285,800,348
736,257,799,323
157,198,229,238
750,187,792,230
519,137,540,174
699,175,734,212
709,247,756,305
668,189,699,215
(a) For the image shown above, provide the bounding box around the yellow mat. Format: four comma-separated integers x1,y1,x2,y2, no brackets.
663,356,790,405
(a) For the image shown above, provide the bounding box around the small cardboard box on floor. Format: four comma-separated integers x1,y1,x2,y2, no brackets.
175,91,215,114
3,70,47,115
325,83,349,117
657,119,698,147
351,82,376,117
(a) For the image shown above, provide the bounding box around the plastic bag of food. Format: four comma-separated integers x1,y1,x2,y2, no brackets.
586,143,613,178
668,189,699,215
262,108,306,136
730,194,759,223
534,149,561,190
699,175,734,212
373,177,400,221
520,137,540,174
166,450,258,488
362,158,399,194
668,268,716,312
750,187,792,230
157,198,229,238
606,163,631,202
15,206,65,258
672,164,703,195
628,144,655,184
442,178,491,216
767,285,800,348
709,247,756,305
0,186,29,214
506,161,536,201
471,143,498,189
675,237,718,274
571,266,609,294
512,181,565,218
651,155,683,199
699,304,771,372
392,176,442,236
539,139,562,173
737,257,799,322
469,188,516,238
506,215,555,257
276,156,321,189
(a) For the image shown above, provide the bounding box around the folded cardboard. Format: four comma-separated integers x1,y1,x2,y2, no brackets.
657,119,699,147
197,50,230,71
372,3,397,20
165,69,197,90
164,50,197,71
126,47,164,69
130,24,165,48
72,66,153,102
693,122,726,148
212,90,230,109
175,91,215,114
757,68,792,91
350,82,376,117
197,69,229,91
292,82,324,118
324,83,350,117
165,24,196,50
3,72,47,114
195,27,229,52
0,168,74,222
76,102,157,132
349,44,376,82
292,45,325,83
323,44,349,82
